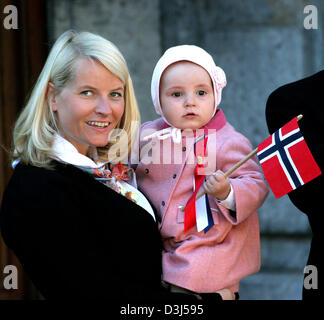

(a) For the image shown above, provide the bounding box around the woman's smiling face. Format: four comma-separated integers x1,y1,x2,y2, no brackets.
50,58,125,155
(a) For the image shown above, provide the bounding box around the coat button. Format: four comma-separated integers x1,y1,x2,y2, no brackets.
173,174,177,179
162,201,165,206
145,168,149,174
182,147,186,152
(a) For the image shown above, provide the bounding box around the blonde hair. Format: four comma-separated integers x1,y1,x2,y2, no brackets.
12,30,140,168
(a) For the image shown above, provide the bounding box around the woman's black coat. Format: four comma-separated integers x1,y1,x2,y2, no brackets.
0,161,197,302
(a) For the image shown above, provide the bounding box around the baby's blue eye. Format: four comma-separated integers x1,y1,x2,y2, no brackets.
197,90,207,96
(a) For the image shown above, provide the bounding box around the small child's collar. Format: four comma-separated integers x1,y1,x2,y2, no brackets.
143,109,227,144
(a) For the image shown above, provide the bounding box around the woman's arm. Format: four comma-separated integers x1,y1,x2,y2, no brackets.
0,164,204,302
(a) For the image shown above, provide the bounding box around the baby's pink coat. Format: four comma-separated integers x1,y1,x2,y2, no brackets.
136,109,268,293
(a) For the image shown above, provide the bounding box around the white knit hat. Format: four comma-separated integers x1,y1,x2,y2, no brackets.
151,45,227,121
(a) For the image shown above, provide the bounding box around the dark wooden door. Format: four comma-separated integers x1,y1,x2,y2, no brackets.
0,0,47,300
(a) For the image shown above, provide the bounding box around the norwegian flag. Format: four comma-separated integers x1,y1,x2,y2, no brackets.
257,116,321,198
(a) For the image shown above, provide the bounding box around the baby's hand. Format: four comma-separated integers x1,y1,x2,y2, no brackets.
203,170,231,200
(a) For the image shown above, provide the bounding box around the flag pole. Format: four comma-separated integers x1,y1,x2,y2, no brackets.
194,148,258,202
180,114,304,208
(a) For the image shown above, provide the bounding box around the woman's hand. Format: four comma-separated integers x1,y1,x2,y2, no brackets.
203,170,231,201
215,288,236,300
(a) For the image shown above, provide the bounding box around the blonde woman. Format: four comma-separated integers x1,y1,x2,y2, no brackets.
0,31,211,303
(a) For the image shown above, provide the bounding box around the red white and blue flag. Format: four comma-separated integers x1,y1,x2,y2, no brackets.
184,135,214,233
257,116,321,198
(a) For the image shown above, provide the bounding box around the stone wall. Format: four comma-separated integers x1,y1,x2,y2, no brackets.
47,0,323,299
